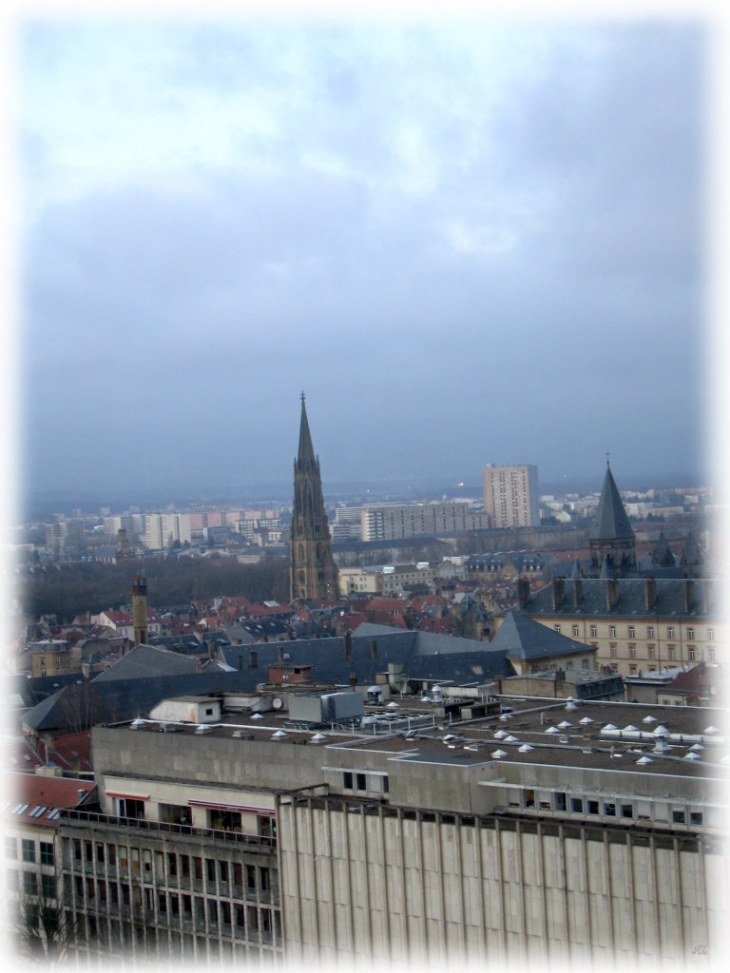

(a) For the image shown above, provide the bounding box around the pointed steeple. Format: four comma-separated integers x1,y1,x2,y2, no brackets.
589,461,636,575
590,463,634,541
290,395,338,603
297,391,316,470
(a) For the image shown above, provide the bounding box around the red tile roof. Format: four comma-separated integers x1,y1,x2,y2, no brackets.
1,772,95,829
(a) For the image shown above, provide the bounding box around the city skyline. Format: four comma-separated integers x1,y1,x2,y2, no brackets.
8,16,718,508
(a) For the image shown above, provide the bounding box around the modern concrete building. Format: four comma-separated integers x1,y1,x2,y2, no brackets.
483,465,540,528
360,500,490,542
143,513,192,550
53,687,727,967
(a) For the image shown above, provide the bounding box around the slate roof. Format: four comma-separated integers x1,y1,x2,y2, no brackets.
492,609,596,661
589,466,634,541
522,577,715,620
94,644,200,681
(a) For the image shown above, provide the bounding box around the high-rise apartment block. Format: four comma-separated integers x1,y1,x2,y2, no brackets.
483,464,539,528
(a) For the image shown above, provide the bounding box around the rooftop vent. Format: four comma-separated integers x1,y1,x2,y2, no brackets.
491,749,507,759
195,725,212,735
271,730,288,740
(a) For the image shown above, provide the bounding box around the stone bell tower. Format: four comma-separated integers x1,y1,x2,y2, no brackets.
289,394,338,602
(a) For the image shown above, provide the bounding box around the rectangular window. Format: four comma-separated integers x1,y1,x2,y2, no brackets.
621,804,633,818
4,837,16,860
22,839,36,863
356,773,367,791
571,798,583,813
609,626,616,638
710,649,716,662
668,647,675,661
610,647,617,658
690,812,703,826
343,772,353,790
648,626,654,639
40,842,54,866
24,871,38,896
604,803,616,817
628,626,635,638
572,625,579,637
587,800,599,814
687,627,694,640
554,792,566,811
582,659,589,669
672,810,686,824
668,627,675,639
41,873,55,900
648,647,655,660
554,624,561,634
590,625,597,638
708,629,714,641
689,648,695,661
629,647,636,659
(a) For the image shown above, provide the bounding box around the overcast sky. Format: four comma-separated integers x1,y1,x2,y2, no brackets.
16,18,709,504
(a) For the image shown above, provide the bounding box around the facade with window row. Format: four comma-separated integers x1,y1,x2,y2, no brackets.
516,576,724,678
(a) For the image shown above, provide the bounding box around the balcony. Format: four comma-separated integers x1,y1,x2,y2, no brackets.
60,809,277,850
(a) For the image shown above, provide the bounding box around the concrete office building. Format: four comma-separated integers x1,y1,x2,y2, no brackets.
360,500,490,542
483,465,540,528
55,687,727,967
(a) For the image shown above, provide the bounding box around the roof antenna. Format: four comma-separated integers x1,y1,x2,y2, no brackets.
606,451,610,468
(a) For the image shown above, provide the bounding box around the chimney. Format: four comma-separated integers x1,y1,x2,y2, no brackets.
644,577,657,611
606,579,620,610
517,578,531,610
277,644,284,664
684,578,695,613
344,630,352,663
573,577,583,606
551,577,565,611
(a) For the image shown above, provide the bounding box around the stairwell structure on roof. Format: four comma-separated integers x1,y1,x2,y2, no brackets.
289,394,338,602
589,462,636,575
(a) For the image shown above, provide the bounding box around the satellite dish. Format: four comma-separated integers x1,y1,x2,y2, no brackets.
272,698,283,710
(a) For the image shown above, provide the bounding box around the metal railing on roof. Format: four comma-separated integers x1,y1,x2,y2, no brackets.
58,808,276,848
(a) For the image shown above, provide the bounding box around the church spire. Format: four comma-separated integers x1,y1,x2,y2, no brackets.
297,391,316,469
290,395,338,603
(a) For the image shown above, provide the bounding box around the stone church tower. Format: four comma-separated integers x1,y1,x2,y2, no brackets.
589,461,636,575
290,394,338,602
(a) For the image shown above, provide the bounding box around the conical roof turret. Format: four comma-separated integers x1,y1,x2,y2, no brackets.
590,464,634,541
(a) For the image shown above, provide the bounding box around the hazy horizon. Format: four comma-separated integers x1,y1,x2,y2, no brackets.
16,20,709,507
